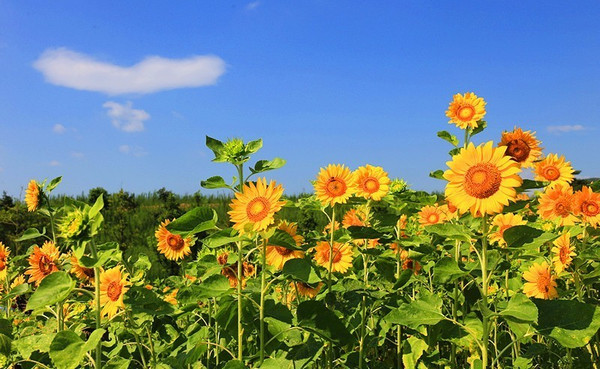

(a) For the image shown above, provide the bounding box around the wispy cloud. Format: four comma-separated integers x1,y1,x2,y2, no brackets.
49,160,60,167
547,124,586,134
103,101,150,132
119,144,147,157
34,47,226,95
53,123,66,134
246,1,261,10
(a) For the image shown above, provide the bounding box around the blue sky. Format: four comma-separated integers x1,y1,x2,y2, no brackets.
1,1,599,197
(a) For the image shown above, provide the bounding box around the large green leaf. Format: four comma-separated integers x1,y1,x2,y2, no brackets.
88,193,104,219
16,227,46,242
166,207,217,236
201,176,232,190
196,274,232,299
433,257,468,283
13,333,54,358
437,130,459,146
104,357,131,369
27,272,74,311
282,258,321,284
223,360,245,369
402,336,428,369
535,299,600,348
347,226,382,240
500,293,538,323
504,226,556,249
259,357,294,368
426,223,471,242
206,136,225,161
250,157,286,174
384,294,445,329
49,331,86,369
203,228,243,248
268,229,303,250
297,300,352,345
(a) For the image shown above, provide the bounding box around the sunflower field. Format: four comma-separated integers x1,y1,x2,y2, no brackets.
2,93,600,369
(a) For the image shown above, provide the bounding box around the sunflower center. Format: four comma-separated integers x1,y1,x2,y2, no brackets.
554,199,571,217
464,163,502,199
457,105,475,121
275,246,294,256
38,255,55,274
506,139,531,162
362,177,380,193
166,234,185,251
428,214,439,223
582,201,600,217
83,267,95,278
325,246,343,263
542,166,560,181
326,178,347,197
537,273,551,293
246,197,270,222
559,246,569,264
0,260,5,271
403,259,414,270
107,281,122,301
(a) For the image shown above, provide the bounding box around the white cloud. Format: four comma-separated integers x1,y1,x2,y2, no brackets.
119,145,147,157
53,123,66,134
33,47,226,95
547,125,585,133
103,101,150,132
246,1,261,10
49,160,60,166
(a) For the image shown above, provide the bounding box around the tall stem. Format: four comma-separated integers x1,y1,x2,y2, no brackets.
359,252,369,368
480,215,490,368
326,206,336,369
236,164,244,362
451,240,460,367
90,241,102,369
259,238,267,365
395,225,403,369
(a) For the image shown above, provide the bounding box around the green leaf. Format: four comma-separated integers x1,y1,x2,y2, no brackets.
429,170,445,180
16,227,45,241
268,229,302,250
46,176,63,192
203,228,243,248
166,207,217,236
535,299,600,348
13,333,54,359
104,357,131,369
4,283,29,299
347,226,382,239
503,226,556,249
402,336,428,369
433,257,468,283
297,300,352,345
206,136,225,159
27,272,74,311
0,333,10,356
201,176,232,190
260,357,295,368
245,138,263,154
79,245,121,268
426,223,471,242
470,120,487,136
49,331,85,369
196,274,232,299
223,360,245,369
250,157,286,174
282,258,321,284
385,294,445,329
88,194,104,219
518,179,546,190
500,293,538,323
437,130,459,146
82,329,106,353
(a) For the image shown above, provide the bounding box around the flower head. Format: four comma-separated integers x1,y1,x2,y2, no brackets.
70,254,95,284
551,232,576,274
0,243,10,281
523,262,558,300
537,185,577,226
573,186,600,227
25,241,60,285
313,241,353,274
498,127,543,168
353,165,390,201
446,92,486,130
25,180,41,212
418,204,447,226
155,219,194,261
534,154,574,189
489,213,527,246
265,221,305,270
59,208,88,240
99,266,130,319
228,178,286,234
314,164,356,207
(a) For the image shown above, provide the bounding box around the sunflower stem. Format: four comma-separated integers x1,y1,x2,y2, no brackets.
259,237,266,365
90,241,102,369
236,164,244,362
359,252,369,369
480,215,490,368
326,205,336,369
451,240,460,368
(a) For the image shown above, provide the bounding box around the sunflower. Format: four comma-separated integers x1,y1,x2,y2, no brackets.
399,249,421,275
0,243,10,281
313,241,353,274
537,185,577,226
498,127,543,168
25,241,60,285
323,220,340,235
396,215,408,231
314,164,356,207
217,251,229,265
25,180,41,212
155,219,194,261
342,208,367,228
99,266,130,319
523,262,558,300
70,254,95,284
444,142,522,217
516,193,530,201
58,208,88,240
445,92,486,130
534,154,574,189
573,186,600,227
228,178,286,234
353,165,390,201
489,213,527,246
266,221,305,270
10,275,26,290
418,204,447,226
551,232,576,274
163,288,178,305
366,238,380,249
292,281,322,298
441,201,459,221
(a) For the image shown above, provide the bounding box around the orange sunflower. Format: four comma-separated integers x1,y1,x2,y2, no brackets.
25,241,60,285
446,92,486,130
323,220,340,235
353,165,390,201
313,241,353,274
221,261,255,288
0,243,9,281
551,232,576,274
573,186,600,227
342,208,367,228
498,127,543,168
10,275,26,289
265,221,305,270
440,201,459,221
444,142,522,217
400,249,421,275
418,204,447,226
489,213,527,246
99,266,130,319
155,219,194,261
70,254,95,284
228,178,286,234
314,164,356,207
25,180,41,212
537,185,577,226
534,154,574,189
292,281,322,298
523,262,558,300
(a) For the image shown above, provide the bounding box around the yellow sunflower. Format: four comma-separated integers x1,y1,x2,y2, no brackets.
313,241,353,274
228,178,286,234
446,92,486,130
537,185,577,226
523,262,558,300
99,266,130,319
0,243,9,281
342,208,367,228
292,281,322,299
444,142,522,217
25,241,60,285
418,204,447,226
323,220,340,235
573,186,600,227
266,221,305,270
163,288,178,305
534,154,574,189
489,213,527,246
551,232,576,274
155,219,194,261
353,165,390,201
440,201,459,221
10,275,26,290
25,180,41,212
70,254,95,284
498,127,543,168
314,164,356,207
